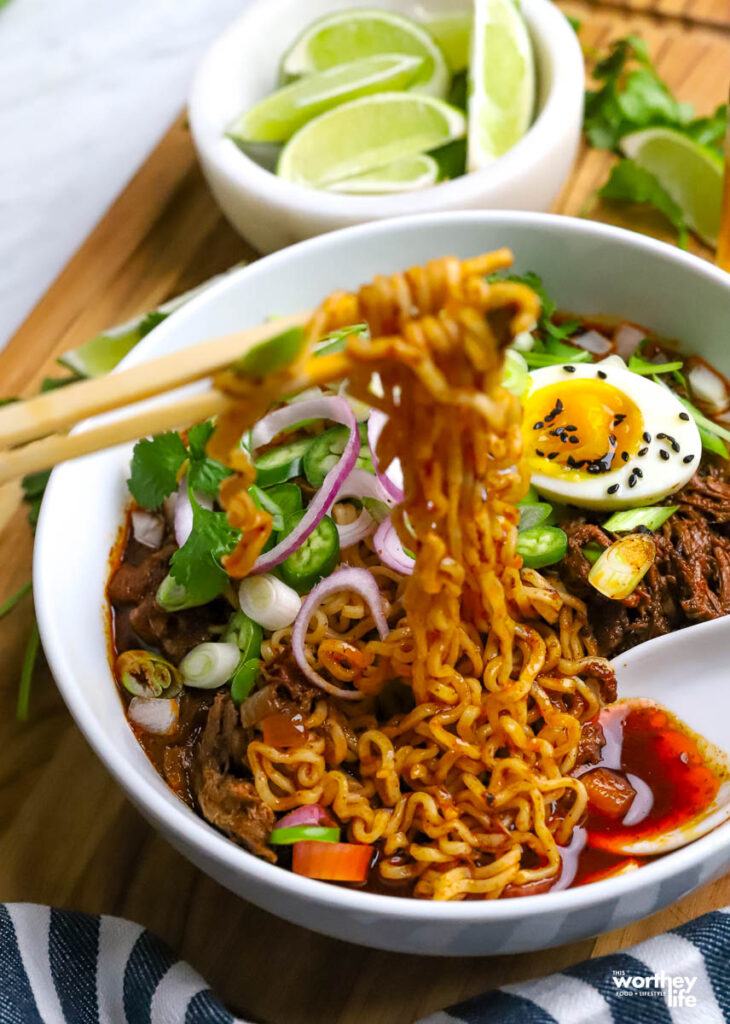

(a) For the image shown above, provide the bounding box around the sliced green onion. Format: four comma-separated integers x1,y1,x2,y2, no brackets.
361,497,391,525
231,658,261,706
156,573,197,611
524,350,592,369
588,534,655,600
234,326,306,378
517,525,567,569
582,542,603,565
518,503,553,533
223,611,263,661
628,355,683,376
269,825,340,845
180,642,241,689
115,650,182,698
239,573,301,630
502,349,530,397
603,505,678,533
652,378,730,459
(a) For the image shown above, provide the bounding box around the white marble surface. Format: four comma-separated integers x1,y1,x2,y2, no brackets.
0,0,252,350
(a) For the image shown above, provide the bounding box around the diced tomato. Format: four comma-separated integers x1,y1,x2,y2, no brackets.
582,768,637,819
261,713,307,748
292,840,373,882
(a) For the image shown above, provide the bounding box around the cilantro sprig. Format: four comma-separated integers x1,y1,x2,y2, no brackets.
488,270,586,365
584,34,727,248
128,421,232,509
169,486,241,606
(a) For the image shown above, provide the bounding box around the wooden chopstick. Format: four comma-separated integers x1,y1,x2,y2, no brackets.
0,347,355,486
0,309,310,448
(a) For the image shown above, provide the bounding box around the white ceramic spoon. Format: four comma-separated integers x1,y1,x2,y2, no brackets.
600,618,730,855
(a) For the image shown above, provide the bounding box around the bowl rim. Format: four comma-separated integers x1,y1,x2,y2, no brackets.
35,210,730,926
187,0,584,217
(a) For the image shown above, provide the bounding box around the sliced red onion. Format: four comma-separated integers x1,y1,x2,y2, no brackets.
374,517,414,575
573,329,612,356
276,805,328,829
688,361,730,413
292,567,389,701
367,410,403,503
131,510,164,549
128,696,179,734
614,323,645,360
252,397,359,574
334,467,394,547
174,477,213,547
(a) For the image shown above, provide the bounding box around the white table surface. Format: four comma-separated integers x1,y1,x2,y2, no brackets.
0,0,251,351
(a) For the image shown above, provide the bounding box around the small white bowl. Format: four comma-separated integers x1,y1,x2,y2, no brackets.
188,0,584,253
35,212,730,956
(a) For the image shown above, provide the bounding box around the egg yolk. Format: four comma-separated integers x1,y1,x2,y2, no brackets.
522,379,644,478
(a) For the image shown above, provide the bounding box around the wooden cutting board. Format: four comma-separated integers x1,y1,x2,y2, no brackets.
1,4,729,1021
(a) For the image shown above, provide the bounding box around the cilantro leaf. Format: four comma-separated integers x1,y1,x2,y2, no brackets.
186,421,232,497
169,490,240,605
137,310,168,338
128,432,187,508
598,159,689,249
488,270,581,348
684,103,728,153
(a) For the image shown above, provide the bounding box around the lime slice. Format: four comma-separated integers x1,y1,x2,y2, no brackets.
278,93,465,189
57,268,243,377
620,127,723,246
328,153,439,194
423,11,472,72
467,0,535,171
229,54,424,144
280,9,449,99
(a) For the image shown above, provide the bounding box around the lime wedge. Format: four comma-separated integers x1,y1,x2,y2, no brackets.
280,9,449,99
229,54,424,143
278,93,465,189
423,11,472,72
620,128,723,246
467,0,535,171
328,153,439,194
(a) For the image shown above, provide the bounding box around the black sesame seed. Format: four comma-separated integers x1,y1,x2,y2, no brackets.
628,475,637,488
555,399,564,412
563,425,577,432
569,436,579,444
638,446,649,456
683,454,695,464
536,449,545,457
607,484,619,494
598,370,607,379
633,467,643,478
533,421,544,430
547,452,559,460
659,449,670,461
642,431,651,443
563,365,577,373
614,414,626,425
587,465,602,475
608,434,617,445
621,451,629,462
679,412,690,421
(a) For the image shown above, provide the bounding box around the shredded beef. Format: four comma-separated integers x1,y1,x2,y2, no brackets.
576,721,606,769
109,536,216,661
239,655,321,728
193,693,275,861
561,472,730,658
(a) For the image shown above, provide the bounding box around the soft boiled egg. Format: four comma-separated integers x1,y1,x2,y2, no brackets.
522,361,702,510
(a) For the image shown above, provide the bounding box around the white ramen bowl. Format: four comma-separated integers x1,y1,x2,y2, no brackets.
35,212,730,955
188,0,583,253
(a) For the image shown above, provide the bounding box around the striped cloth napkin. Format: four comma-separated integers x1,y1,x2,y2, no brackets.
1,904,728,1023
